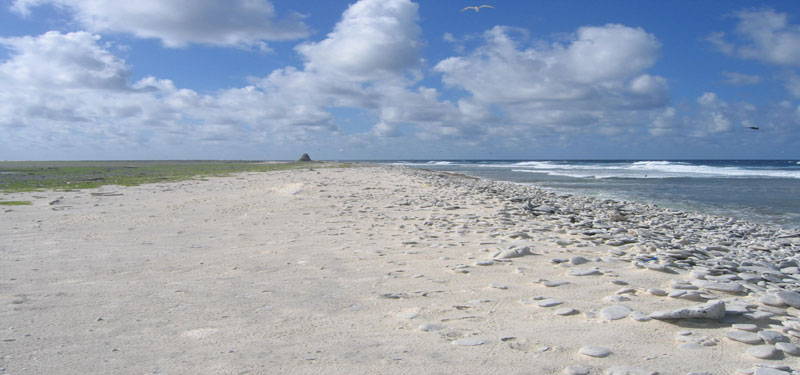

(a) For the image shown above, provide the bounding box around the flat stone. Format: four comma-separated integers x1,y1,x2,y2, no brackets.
629,311,651,322
746,345,779,359
495,247,533,259
758,330,789,344
759,305,787,315
605,366,657,375
542,280,569,287
604,295,630,303
679,291,706,301
690,279,745,293
538,298,564,307
600,305,632,321
615,288,636,295
671,281,699,290
689,270,708,279
570,256,590,265
564,365,591,375
754,368,791,375
644,263,672,272
732,323,758,332
650,300,726,320
743,311,775,320
568,268,601,276
776,341,800,356
775,291,800,309
579,345,612,358
418,323,443,332
724,330,763,344
668,290,687,298
725,302,751,315
647,288,667,296
555,307,578,316
759,294,788,307
451,338,485,346
782,319,800,331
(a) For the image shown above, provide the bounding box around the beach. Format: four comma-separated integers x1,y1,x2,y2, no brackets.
2,164,800,374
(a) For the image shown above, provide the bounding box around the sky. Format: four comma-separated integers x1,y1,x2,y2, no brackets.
1,0,799,160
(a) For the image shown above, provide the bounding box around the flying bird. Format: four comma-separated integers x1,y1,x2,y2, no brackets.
747,126,760,130
460,5,495,12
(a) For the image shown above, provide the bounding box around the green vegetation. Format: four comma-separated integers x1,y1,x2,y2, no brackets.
0,161,351,193
0,200,32,206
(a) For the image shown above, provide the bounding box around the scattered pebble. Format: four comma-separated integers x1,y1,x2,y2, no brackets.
570,256,590,265
775,341,800,356
564,365,591,375
579,345,612,358
555,307,578,316
746,345,779,359
418,323,443,332
538,298,564,308
600,305,632,321
604,366,657,375
753,367,791,375
775,291,800,309
757,330,789,344
568,268,601,276
724,330,763,345
542,280,570,287
451,338,485,346
733,324,758,332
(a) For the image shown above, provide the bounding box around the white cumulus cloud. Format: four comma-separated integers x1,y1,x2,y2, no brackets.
296,0,421,81
434,24,668,137
0,0,440,158
0,31,129,90
10,0,310,48
709,9,800,66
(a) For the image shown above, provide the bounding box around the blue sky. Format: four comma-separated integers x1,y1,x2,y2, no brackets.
1,0,799,160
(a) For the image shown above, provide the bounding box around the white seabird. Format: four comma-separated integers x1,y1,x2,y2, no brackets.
460,5,495,12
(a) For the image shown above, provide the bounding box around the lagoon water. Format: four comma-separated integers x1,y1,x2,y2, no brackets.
391,160,800,229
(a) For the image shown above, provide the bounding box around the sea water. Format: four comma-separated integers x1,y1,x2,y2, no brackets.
390,160,800,229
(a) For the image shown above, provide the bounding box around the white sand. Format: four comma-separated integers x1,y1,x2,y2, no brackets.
0,166,796,374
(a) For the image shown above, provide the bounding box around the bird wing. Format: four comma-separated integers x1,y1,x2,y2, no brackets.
459,6,476,12
478,5,496,9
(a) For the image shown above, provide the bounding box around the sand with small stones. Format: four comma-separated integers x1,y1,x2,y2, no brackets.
2,165,799,374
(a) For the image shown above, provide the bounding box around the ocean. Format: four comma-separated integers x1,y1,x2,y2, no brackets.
388,160,800,229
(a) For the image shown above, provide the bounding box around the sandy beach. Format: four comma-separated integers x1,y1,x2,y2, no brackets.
2,165,800,375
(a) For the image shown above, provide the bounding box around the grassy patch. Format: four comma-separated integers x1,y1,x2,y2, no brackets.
0,200,32,206
0,161,351,193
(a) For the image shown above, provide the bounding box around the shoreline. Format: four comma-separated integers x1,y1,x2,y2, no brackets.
2,165,800,374
401,160,800,231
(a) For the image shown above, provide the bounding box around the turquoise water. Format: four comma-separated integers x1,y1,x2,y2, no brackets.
390,160,800,229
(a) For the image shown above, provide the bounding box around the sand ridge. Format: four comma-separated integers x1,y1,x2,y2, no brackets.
1,165,799,374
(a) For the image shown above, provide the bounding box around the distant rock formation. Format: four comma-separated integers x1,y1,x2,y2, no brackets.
297,153,312,162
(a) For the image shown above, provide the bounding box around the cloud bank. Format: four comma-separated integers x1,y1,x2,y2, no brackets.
2,1,798,159
11,0,310,48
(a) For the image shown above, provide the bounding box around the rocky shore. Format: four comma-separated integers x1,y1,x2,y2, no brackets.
2,164,800,374
403,166,800,374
